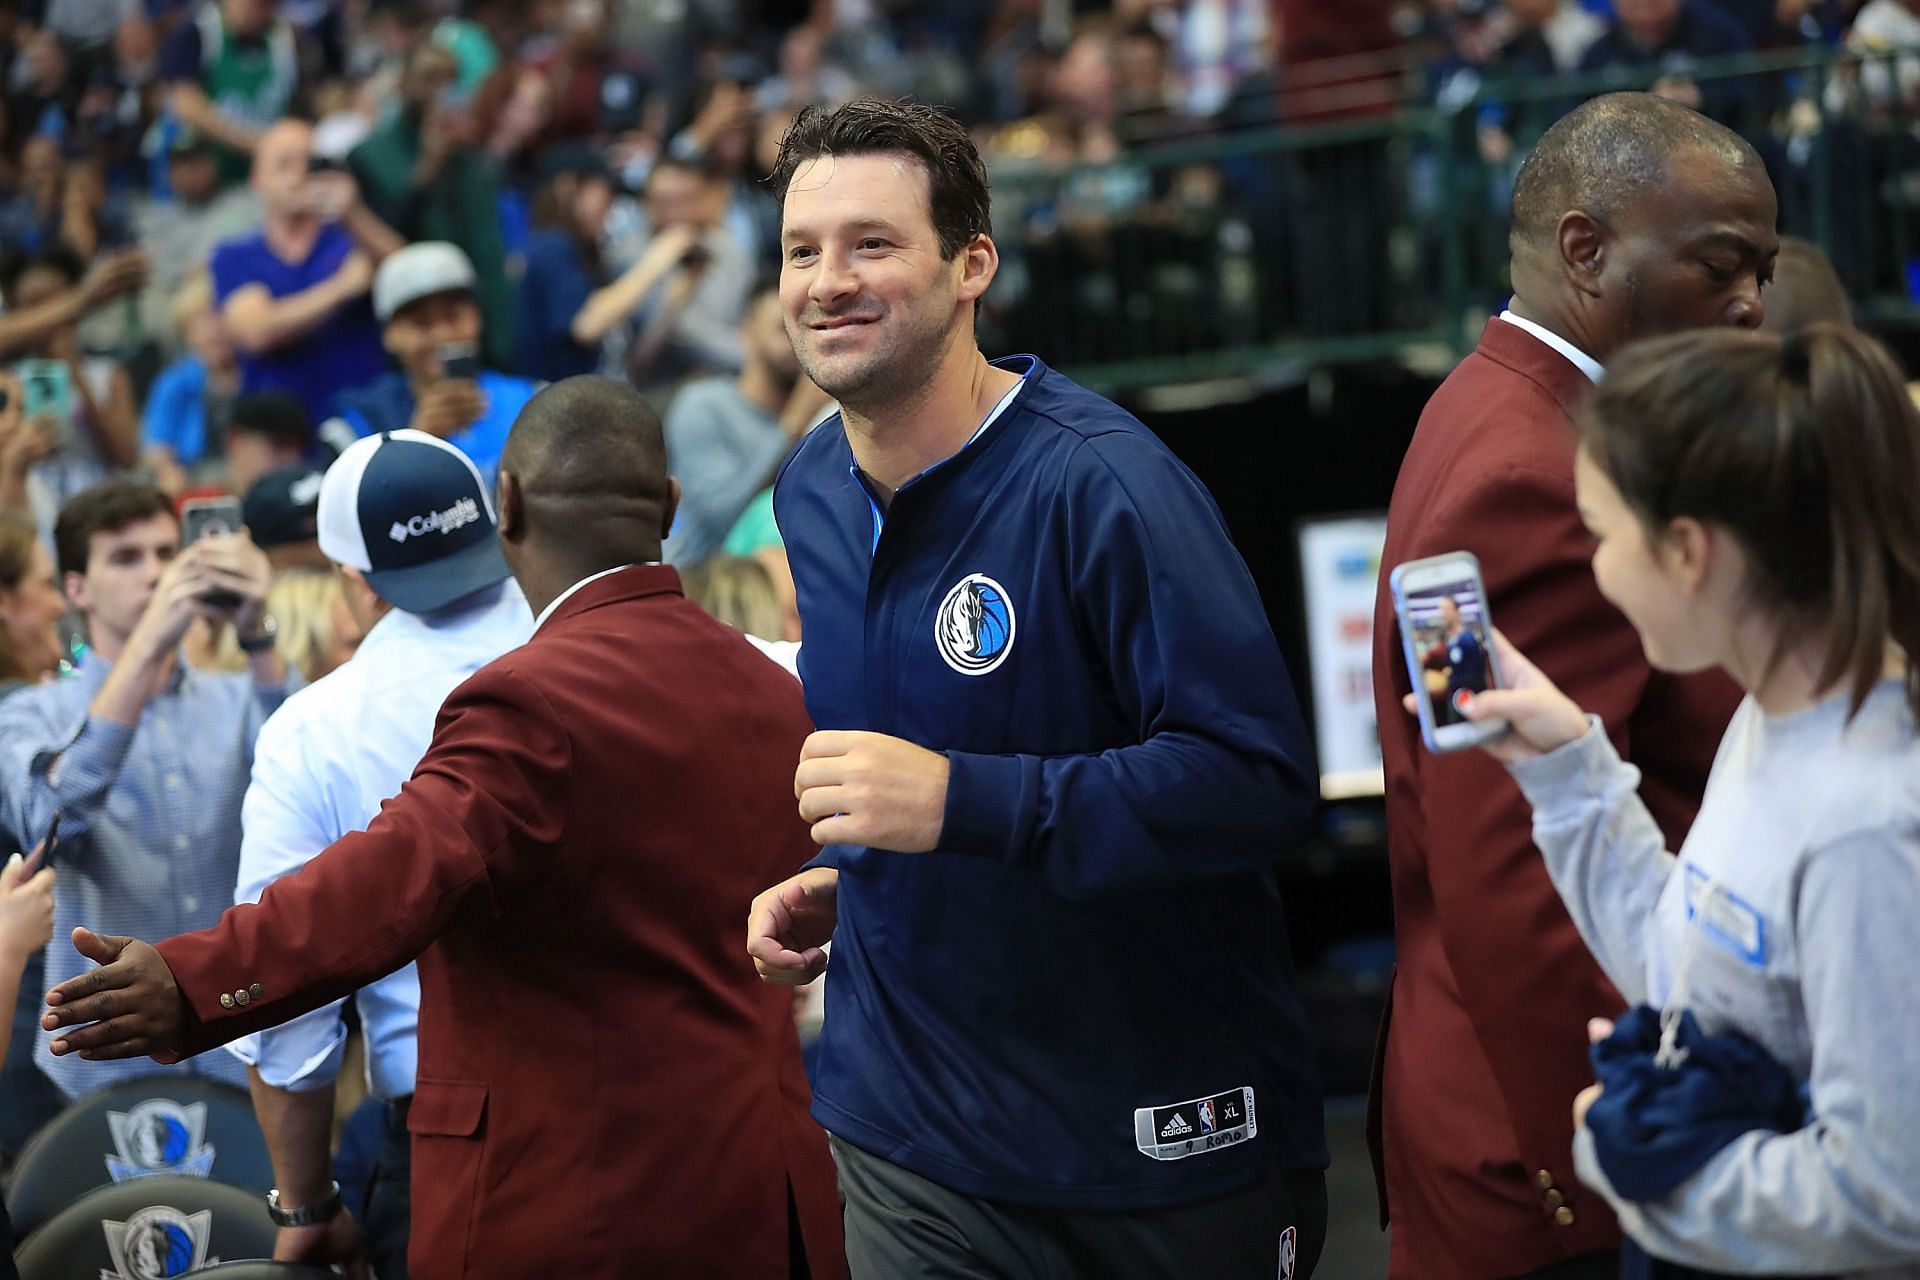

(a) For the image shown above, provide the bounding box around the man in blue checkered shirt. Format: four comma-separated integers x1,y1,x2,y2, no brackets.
0,481,295,1101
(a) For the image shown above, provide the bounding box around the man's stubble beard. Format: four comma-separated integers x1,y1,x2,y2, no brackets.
795,297,959,420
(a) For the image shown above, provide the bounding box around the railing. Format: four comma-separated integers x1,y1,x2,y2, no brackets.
980,45,1920,394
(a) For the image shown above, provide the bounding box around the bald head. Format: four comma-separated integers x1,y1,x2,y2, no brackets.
1511,93,1761,250
1507,92,1778,358
499,376,673,568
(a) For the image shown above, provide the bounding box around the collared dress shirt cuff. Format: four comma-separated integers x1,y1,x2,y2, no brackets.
35,715,139,824
225,1012,348,1093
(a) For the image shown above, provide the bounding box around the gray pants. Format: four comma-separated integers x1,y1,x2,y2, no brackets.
832,1136,1327,1280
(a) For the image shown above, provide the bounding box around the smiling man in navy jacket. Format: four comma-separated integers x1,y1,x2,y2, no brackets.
747,97,1330,1279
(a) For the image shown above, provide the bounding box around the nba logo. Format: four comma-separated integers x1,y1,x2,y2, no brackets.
1197,1099,1216,1134
1278,1225,1298,1280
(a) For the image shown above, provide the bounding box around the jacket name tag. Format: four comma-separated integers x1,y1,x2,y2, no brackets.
1684,864,1766,967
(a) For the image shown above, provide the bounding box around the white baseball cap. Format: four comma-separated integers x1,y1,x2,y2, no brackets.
373,241,479,324
317,430,510,614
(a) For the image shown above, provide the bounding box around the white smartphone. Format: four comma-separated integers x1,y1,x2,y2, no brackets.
1389,551,1509,753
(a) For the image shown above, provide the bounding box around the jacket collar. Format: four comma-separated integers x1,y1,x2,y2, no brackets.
534,564,681,636
1473,316,1596,422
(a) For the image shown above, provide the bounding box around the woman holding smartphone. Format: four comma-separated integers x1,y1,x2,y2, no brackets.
1440,323,1920,1275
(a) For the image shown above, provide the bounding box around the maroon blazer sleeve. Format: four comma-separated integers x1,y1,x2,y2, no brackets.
1406,461,1651,1187
153,664,573,1060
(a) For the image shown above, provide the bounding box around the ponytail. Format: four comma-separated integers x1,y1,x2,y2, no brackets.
1580,322,1920,721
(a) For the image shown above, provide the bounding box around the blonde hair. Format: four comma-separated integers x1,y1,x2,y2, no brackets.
170,272,214,334
202,570,350,681
680,556,783,642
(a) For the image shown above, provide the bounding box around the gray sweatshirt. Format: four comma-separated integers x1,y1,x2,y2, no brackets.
1509,677,1920,1276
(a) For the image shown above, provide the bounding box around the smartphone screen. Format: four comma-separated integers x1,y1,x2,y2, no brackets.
1390,552,1509,752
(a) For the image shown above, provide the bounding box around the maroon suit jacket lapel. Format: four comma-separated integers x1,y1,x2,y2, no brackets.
1472,315,1596,422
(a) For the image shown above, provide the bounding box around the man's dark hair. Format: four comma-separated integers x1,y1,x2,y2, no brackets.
1763,236,1853,333
54,480,175,579
0,244,87,304
227,392,315,451
645,155,715,189
1510,92,1763,250
501,375,671,564
768,96,992,260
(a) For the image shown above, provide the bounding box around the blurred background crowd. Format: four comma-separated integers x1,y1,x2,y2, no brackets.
1,0,1915,647
1,0,1918,1270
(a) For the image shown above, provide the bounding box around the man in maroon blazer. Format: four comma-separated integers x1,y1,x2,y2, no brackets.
38,377,845,1280
1370,94,1776,1280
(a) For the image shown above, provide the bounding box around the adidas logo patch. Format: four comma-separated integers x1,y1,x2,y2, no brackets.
1159,1113,1193,1138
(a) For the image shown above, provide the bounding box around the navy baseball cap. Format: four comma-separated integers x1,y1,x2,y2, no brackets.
316,430,510,614
243,464,326,549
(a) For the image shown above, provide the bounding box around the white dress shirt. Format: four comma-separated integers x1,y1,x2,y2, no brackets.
533,563,643,631
226,581,534,1100
1498,309,1604,384
534,563,801,684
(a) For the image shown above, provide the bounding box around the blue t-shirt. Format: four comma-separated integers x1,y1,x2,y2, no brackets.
141,357,213,465
515,228,600,384
210,224,388,424
334,368,539,487
775,355,1328,1211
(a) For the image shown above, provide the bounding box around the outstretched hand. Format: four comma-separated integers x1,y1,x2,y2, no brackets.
43,927,187,1061
1401,629,1592,764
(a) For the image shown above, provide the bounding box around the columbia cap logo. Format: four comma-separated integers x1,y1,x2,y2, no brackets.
387,497,482,544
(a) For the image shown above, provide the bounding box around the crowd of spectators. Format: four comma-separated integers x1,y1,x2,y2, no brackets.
0,0,1916,1181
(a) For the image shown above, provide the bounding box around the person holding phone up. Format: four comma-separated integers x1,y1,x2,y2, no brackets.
1369,93,1778,1280
325,243,542,488
0,481,293,1100
1424,324,1920,1276
0,248,143,510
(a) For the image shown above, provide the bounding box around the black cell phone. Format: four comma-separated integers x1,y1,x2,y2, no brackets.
181,496,243,545
32,812,60,871
439,342,481,381
180,497,245,611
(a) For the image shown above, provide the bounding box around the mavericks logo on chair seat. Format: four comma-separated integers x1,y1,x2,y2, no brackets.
105,1099,215,1182
934,574,1016,676
100,1205,216,1279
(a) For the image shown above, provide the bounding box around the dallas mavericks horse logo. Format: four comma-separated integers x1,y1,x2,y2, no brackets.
100,1205,214,1279
105,1100,216,1182
935,574,1016,675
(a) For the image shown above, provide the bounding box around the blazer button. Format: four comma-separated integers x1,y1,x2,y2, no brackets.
249,983,263,999
1544,1189,1566,1209
1536,1169,1555,1190
235,989,251,1006
1554,1206,1575,1228
219,993,234,1009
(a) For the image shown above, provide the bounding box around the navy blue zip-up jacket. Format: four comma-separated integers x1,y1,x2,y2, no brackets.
775,355,1328,1211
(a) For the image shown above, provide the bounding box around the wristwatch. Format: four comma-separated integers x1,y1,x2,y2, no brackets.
267,1182,343,1227
236,613,279,654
